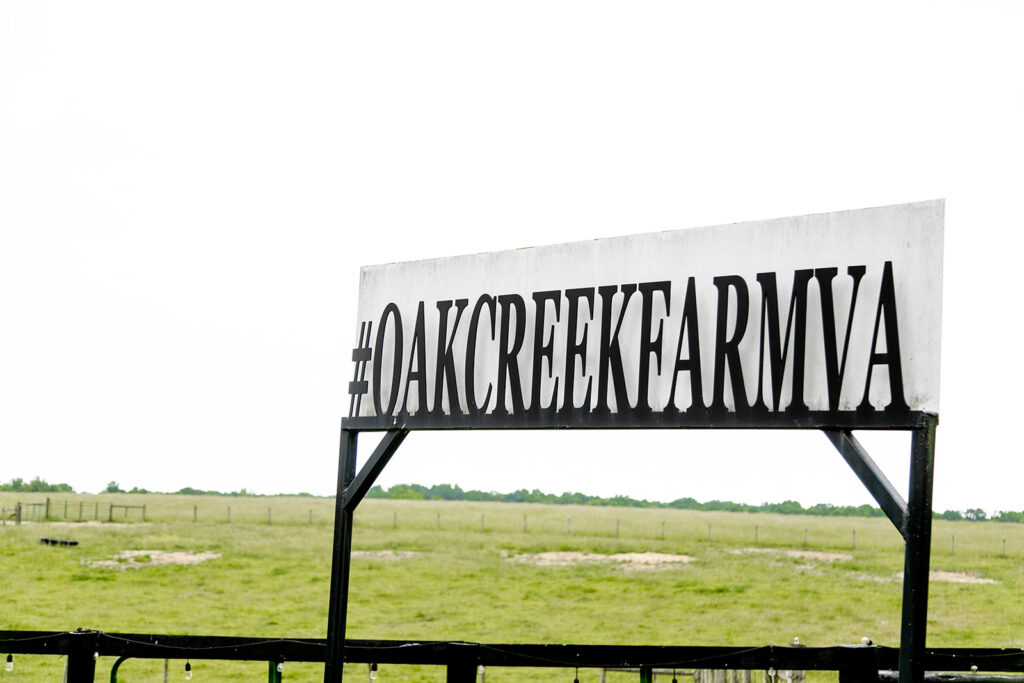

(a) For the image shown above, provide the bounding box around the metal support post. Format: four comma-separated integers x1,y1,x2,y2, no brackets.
446,663,477,682
324,428,408,683
67,631,98,682
325,429,358,683
269,660,283,682
898,416,937,683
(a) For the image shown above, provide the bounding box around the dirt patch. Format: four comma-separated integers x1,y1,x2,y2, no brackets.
351,550,420,560
511,551,695,571
88,549,220,570
846,571,896,583
729,548,852,562
896,570,997,585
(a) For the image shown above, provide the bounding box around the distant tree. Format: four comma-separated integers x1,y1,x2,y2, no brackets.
428,484,464,500
993,510,1024,523
104,481,124,493
964,508,987,521
387,484,428,499
1,477,73,492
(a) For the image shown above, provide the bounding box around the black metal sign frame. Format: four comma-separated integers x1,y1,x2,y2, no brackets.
324,412,937,683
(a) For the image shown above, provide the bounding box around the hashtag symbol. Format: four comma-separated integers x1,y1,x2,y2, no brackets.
348,321,373,417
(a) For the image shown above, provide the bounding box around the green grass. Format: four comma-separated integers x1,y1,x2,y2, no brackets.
3,494,1024,681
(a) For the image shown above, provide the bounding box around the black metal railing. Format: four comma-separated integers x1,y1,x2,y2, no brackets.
4,631,1024,683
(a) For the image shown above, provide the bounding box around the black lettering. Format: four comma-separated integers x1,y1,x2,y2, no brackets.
817,266,866,412
494,294,527,415
432,299,468,416
372,303,403,417
596,284,637,413
637,281,671,412
754,269,813,413
562,288,594,413
859,261,908,412
465,294,496,415
667,277,705,413
400,301,429,415
711,275,749,413
530,290,561,414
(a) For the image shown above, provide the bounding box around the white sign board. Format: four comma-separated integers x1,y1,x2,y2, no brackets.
346,201,943,429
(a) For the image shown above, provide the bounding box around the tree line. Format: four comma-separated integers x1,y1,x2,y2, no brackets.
3,477,1019,523
367,483,1024,523
0,478,312,498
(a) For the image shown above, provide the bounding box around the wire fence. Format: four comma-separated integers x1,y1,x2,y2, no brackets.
4,496,1024,560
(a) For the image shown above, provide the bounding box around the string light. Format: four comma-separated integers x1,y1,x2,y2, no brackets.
185,661,192,680
5,654,13,672
276,662,284,674
369,662,378,680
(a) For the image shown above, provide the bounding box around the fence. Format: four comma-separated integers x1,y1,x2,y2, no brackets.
2,631,1024,683
3,498,1024,560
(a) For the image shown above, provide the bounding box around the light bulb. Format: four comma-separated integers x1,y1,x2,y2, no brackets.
370,662,378,680
276,662,283,673
185,661,193,680
5,654,13,672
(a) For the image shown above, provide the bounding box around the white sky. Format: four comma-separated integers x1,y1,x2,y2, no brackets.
2,0,1022,513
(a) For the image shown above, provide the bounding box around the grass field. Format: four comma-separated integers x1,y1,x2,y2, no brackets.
3,492,1024,681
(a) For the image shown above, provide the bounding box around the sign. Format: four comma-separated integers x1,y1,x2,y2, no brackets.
345,201,943,429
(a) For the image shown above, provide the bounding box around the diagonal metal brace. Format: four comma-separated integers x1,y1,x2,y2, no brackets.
824,429,908,540
342,429,408,510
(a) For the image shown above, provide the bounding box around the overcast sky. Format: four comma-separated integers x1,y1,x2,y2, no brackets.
2,1,1023,513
